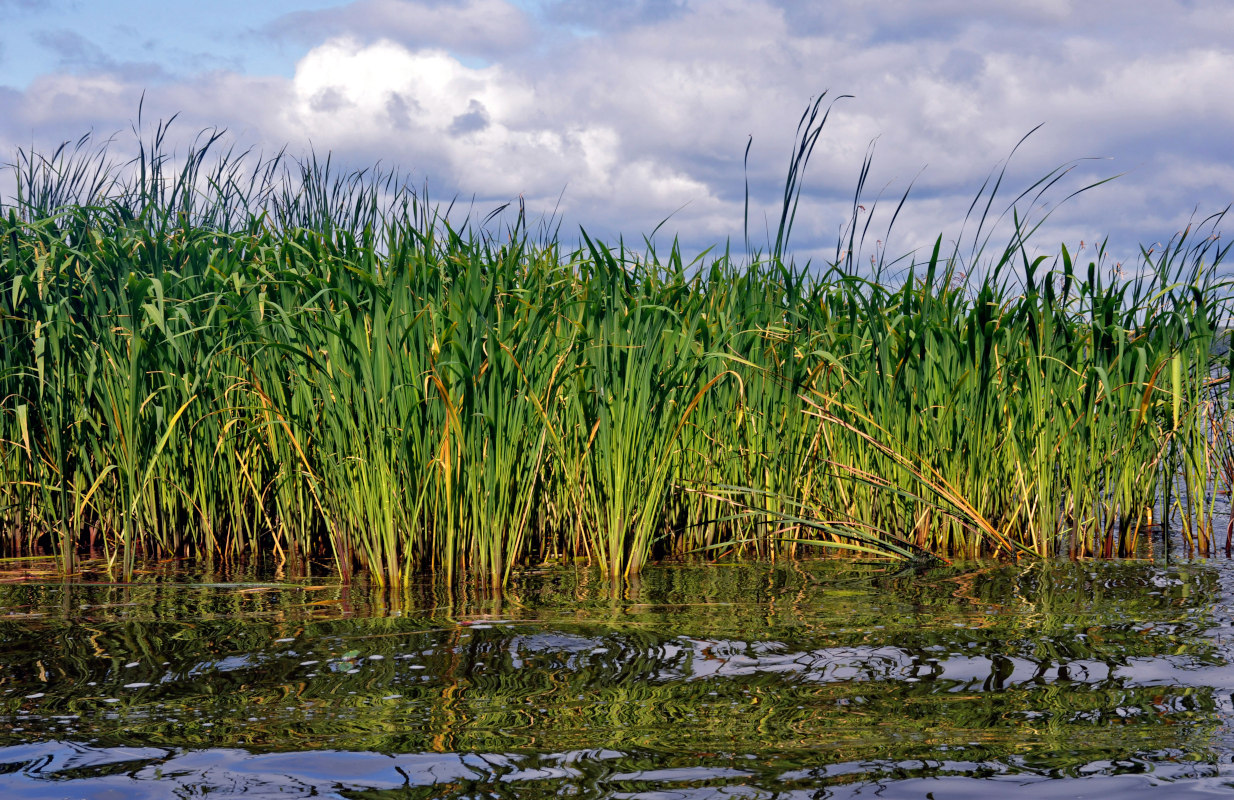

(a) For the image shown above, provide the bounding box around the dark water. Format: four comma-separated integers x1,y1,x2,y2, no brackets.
5,558,1234,798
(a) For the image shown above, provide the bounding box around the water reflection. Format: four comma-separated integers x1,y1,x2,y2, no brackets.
1,558,1233,797
3,742,1234,798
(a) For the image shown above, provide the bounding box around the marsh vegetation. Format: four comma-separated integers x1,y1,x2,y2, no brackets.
0,106,1230,587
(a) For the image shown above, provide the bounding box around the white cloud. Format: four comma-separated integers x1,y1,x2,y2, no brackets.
272,35,727,226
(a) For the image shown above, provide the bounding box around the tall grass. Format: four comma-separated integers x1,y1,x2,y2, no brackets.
0,110,1229,585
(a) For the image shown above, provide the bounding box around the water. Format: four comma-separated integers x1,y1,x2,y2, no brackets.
4,558,1234,797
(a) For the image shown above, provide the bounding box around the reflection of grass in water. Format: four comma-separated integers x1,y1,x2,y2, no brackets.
0,103,1230,587
1,670,1219,769
0,560,1225,770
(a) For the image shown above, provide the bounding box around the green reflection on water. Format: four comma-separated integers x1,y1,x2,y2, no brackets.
0,558,1226,772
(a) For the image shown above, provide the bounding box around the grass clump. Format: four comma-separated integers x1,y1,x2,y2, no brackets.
0,110,1229,585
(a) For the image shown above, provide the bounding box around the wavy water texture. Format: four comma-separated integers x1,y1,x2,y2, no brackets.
2,560,1234,797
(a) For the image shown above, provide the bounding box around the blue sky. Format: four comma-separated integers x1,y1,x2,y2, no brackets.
2,0,1232,267
0,1,344,85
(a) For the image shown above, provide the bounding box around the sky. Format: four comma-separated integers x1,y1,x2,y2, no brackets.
1,0,1232,268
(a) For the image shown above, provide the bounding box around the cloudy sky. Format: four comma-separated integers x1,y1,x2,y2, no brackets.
1,0,1231,266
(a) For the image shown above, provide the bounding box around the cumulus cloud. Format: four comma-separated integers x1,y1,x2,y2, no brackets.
252,35,719,236
0,0,1231,263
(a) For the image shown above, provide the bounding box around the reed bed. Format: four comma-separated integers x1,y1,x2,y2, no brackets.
1,116,1230,585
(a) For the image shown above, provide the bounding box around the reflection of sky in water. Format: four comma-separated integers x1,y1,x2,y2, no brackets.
5,741,1234,798
2,559,1234,797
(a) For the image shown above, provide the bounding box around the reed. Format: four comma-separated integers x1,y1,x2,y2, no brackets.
0,110,1229,585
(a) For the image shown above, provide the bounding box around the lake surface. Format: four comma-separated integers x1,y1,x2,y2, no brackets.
4,557,1234,798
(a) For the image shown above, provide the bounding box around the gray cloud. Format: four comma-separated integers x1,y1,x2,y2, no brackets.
309,86,353,114
32,29,169,83
449,99,490,135
538,0,688,32
385,92,418,130
265,0,536,58
938,48,984,83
